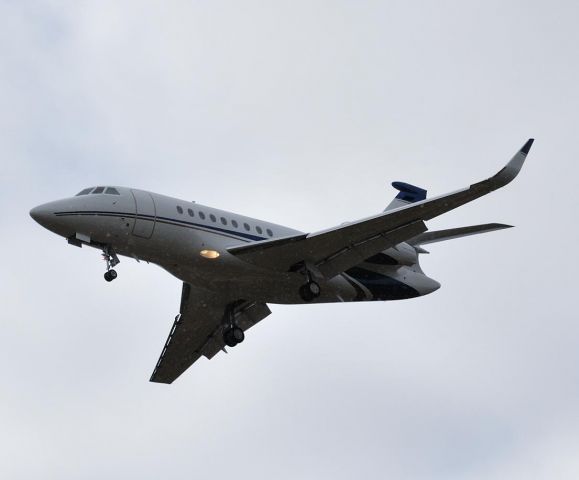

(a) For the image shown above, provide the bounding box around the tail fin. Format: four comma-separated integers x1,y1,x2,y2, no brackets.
384,182,427,211
408,223,512,246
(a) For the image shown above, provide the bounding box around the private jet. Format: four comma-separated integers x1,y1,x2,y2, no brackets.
30,139,533,383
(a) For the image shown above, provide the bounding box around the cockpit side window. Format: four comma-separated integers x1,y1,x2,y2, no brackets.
80,186,120,196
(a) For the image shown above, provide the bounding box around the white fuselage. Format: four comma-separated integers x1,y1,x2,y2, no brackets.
30,186,440,304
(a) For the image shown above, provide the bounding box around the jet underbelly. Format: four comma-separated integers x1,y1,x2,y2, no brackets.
131,189,156,238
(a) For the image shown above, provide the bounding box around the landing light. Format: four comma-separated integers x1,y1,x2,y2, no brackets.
200,249,220,259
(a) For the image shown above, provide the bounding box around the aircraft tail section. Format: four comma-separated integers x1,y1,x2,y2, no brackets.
408,223,512,246
384,182,427,211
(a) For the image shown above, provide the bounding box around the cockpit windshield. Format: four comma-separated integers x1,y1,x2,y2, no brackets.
76,187,120,196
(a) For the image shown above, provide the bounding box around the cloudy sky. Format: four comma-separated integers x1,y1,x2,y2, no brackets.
2,1,578,478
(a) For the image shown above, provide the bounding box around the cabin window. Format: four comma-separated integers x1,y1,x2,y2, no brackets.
188,208,194,217
199,211,206,220
266,228,273,237
220,217,227,225
76,188,93,196
210,214,216,222
105,187,120,195
92,187,105,194
176,206,183,214
231,220,238,228
244,223,250,231
256,226,263,234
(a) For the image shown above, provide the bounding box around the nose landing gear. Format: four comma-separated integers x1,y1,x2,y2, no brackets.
104,269,117,282
102,246,120,282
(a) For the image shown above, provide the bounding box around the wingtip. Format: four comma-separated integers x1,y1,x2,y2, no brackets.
488,140,531,188
520,138,534,155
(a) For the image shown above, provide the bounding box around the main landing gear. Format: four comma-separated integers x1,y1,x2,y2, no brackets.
296,264,322,302
222,305,245,348
223,326,245,347
102,245,120,282
299,280,321,302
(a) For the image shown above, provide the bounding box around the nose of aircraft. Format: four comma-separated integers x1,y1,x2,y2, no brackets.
30,200,69,235
30,203,53,227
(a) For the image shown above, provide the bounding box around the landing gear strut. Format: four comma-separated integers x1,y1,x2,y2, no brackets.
222,305,245,347
102,245,120,282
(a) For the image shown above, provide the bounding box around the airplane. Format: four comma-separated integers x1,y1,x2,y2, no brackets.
30,139,533,384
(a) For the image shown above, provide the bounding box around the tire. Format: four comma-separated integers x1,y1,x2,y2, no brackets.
232,327,245,343
109,269,118,280
299,284,315,302
223,328,238,347
104,271,113,282
308,281,321,297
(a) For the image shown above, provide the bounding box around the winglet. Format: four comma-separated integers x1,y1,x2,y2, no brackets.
520,138,534,155
488,138,534,190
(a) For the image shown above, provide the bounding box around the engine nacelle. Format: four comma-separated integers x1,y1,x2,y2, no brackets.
364,243,418,266
383,243,418,266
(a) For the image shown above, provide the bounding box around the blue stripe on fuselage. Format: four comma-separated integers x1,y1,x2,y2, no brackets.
54,210,266,242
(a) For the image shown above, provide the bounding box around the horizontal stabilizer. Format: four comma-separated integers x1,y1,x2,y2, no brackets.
409,223,513,246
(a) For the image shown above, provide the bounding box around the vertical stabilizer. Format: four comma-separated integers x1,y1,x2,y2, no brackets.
384,182,427,211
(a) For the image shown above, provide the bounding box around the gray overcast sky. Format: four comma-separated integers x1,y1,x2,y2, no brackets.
1,1,578,478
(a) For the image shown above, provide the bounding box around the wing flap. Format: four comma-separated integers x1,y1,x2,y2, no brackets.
317,221,427,278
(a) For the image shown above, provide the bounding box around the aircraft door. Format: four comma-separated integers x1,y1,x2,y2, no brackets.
131,190,156,238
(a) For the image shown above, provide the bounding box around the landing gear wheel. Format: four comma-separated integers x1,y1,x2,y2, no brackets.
299,281,321,302
102,246,120,282
223,326,245,347
232,327,244,344
104,269,117,282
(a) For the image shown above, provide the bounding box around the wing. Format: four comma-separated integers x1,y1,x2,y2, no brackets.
228,139,533,278
150,283,271,384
